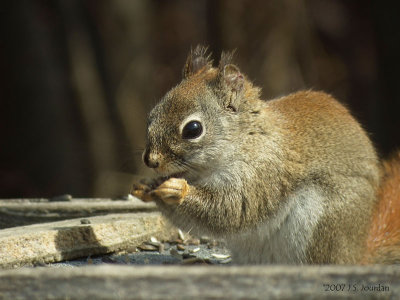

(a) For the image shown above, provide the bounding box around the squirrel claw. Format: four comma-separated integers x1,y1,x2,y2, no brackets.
150,178,189,205
130,182,153,202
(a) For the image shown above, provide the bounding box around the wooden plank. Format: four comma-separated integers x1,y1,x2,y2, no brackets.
0,212,170,269
0,197,156,228
0,265,398,299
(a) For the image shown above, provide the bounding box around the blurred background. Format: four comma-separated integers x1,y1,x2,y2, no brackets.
1,0,399,198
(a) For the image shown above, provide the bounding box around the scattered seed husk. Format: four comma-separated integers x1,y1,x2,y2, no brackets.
172,238,184,244
182,257,205,265
189,247,200,253
177,244,186,251
220,258,232,264
137,243,158,251
146,241,161,247
211,253,231,259
150,236,159,243
178,229,185,240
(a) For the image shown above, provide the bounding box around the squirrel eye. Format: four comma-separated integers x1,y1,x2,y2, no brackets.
182,121,203,139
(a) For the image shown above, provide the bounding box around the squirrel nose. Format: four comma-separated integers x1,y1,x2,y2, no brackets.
143,149,160,168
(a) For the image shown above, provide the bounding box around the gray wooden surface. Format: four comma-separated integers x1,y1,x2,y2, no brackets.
0,265,399,299
0,198,398,299
0,212,170,269
0,197,156,229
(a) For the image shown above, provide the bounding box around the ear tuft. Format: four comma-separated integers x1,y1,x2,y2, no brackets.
216,51,244,112
218,50,236,70
222,64,244,93
183,45,213,78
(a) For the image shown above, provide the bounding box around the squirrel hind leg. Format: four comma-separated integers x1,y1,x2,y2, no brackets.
364,150,400,264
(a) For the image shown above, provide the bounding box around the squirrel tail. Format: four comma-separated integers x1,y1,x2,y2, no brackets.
364,150,400,264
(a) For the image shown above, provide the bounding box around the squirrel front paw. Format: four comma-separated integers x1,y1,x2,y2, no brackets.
130,182,153,202
150,178,189,205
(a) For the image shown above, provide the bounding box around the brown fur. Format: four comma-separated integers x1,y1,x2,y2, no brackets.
364,151,400,264
132,45,400,264
267,92,380,264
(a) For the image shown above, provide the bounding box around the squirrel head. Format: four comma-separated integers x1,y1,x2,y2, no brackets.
143,45,260,180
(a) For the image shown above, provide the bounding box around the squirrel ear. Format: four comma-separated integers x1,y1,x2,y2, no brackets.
218,63,244,112
183,45,212,79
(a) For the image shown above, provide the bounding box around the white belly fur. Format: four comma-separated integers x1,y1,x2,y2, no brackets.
227,186,325,264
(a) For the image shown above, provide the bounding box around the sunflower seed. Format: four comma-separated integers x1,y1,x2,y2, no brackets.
211,253,230,259
178,229,185,240
137,243,158,251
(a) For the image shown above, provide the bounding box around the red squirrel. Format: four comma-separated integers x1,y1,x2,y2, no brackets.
131,45,400,264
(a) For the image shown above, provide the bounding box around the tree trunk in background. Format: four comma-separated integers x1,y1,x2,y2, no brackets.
0,1,92,197
0,0,399,198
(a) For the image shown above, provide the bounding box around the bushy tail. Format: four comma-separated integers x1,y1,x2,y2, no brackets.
364,151,400,264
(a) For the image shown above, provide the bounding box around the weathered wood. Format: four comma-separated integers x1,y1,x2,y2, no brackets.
0,212,170,269
0,198,398,299
0,265,398,299
0,197,156,228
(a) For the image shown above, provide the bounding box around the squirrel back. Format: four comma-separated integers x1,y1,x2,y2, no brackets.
364,151,400,264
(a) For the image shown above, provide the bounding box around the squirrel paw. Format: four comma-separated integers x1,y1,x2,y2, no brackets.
150,178,189,205
130,182,153,202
